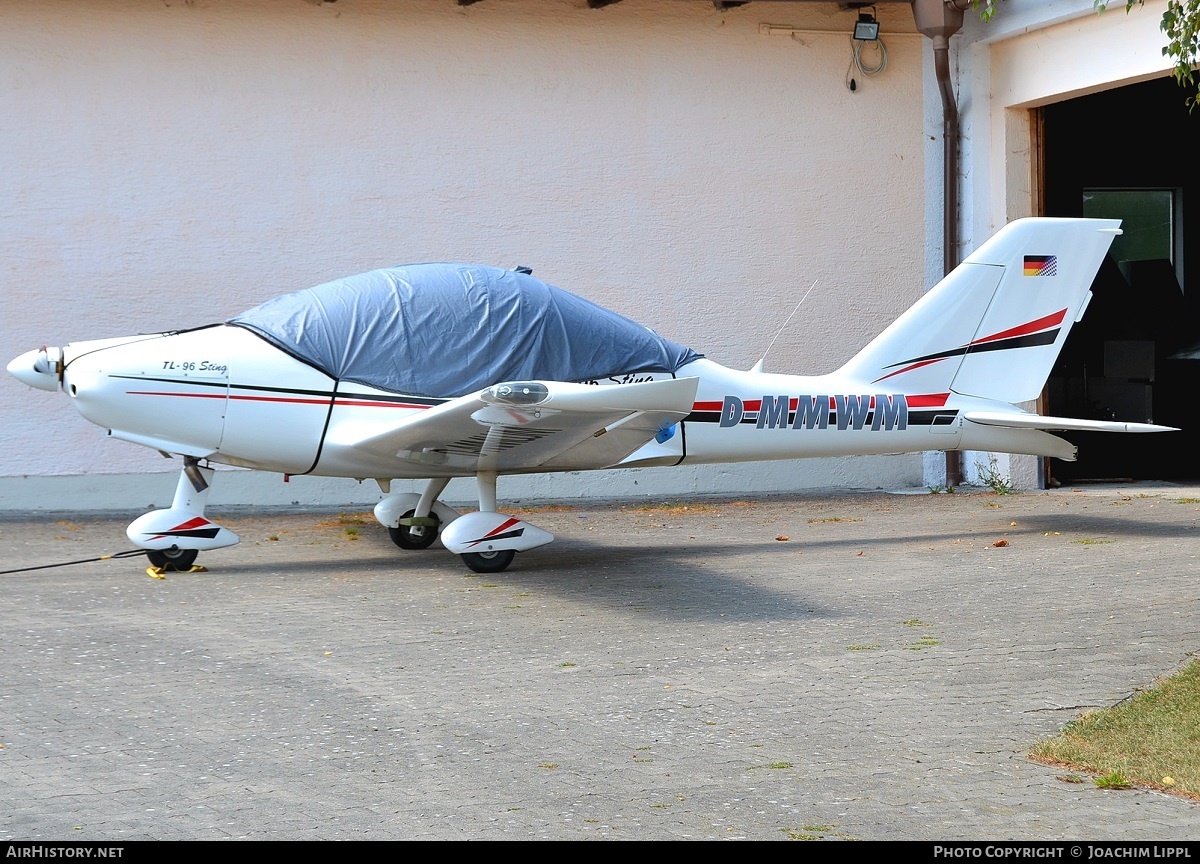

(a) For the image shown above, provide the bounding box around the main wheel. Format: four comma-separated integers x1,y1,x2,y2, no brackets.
146,547,198,571
388,510,441,550
461,549,516,573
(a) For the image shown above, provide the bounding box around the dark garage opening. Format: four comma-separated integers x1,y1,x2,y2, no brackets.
1042,76,1200,482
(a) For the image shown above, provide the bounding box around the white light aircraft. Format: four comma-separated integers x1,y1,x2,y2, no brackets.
7,218,1176,573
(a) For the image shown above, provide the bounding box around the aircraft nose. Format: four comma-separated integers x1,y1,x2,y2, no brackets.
7,347,63,392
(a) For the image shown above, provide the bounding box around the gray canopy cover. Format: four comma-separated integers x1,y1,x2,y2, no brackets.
229,263,701,398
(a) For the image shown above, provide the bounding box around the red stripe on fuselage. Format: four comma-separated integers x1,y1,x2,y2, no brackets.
692,393,947,412
905,392,949,408
333,399,432,409
125,391,432,409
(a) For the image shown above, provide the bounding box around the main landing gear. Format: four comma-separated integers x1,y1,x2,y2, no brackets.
374,472,553,573
388,511,441,550
459,549,516,574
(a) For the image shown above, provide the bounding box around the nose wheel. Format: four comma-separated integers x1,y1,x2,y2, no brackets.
146,546,199,572
128,461,238,573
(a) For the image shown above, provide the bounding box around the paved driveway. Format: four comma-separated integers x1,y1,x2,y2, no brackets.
2,484,1198,840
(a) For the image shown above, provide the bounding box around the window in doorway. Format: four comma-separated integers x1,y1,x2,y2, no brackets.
1082,188,1182,290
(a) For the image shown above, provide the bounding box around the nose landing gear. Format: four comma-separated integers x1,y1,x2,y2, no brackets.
126,457,239,572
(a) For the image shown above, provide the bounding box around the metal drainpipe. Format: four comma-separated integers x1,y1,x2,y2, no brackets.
933,37,957,281
935,33,962,486
912,0,965,486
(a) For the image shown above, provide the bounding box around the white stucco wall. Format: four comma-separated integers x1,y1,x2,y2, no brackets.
0,0,930,512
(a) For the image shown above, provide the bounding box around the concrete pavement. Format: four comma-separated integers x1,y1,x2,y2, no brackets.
1,483,1198,840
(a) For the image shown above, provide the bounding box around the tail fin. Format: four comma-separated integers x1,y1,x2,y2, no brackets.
836,217,1121,404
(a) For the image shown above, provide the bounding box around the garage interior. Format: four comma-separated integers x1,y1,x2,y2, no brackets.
1041,75,1200,482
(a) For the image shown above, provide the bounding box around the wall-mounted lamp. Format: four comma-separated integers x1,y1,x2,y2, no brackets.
846,6,886,92
853,11,880,42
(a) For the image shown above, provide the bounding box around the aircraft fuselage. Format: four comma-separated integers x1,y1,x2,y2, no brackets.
51,327,1073,484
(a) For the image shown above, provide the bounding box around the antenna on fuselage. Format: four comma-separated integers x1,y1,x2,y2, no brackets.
751,279,818,373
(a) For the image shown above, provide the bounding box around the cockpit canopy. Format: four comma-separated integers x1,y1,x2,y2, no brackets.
229,262,700,398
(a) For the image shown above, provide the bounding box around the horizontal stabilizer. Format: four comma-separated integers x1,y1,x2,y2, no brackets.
963,411,1178,434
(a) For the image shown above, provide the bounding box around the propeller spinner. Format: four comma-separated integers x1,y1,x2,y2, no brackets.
7,346,63,392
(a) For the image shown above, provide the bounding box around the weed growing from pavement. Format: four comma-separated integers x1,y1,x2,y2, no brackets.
905,635,942,650
974,454,1013,494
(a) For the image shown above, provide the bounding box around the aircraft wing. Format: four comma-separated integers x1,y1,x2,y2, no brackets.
962,411,1178,434
329,377,700,474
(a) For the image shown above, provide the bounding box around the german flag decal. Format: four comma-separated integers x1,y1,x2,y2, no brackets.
1023,255,1057,277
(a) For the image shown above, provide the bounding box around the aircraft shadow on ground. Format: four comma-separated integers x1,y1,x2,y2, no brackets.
177,504,1195,624
195,531,840,623
1007,511,1199,539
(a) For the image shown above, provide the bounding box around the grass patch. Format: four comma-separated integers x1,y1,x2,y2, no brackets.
807,516,863,524
847,644,880,651
1029,659,1200,798
1093,772,1134,790
781,824,846,841
629,501,719,513
1073,538,1115,545
1173,498,1200,505
905,635,941,650
314,511,372,529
